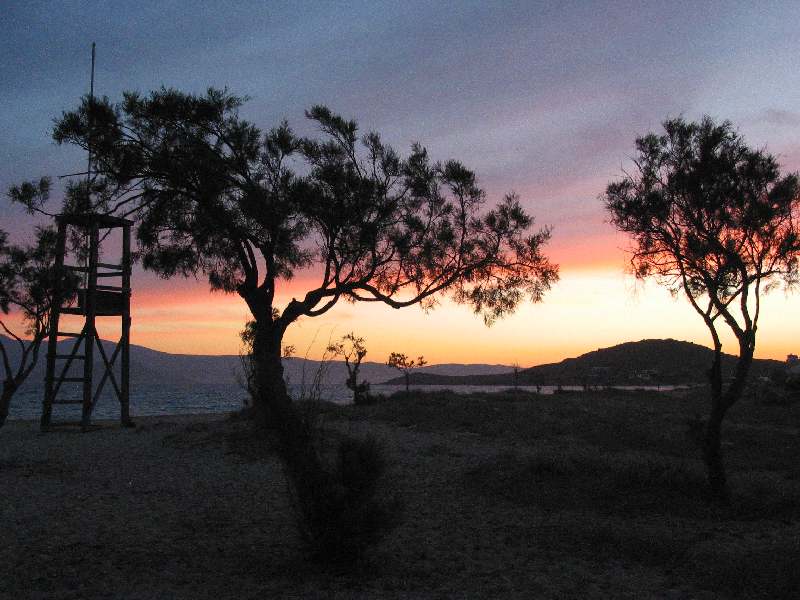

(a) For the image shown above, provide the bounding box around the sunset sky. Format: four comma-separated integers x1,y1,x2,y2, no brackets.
2,1,800,365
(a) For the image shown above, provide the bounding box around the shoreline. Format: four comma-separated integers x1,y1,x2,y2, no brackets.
5,411,233,426
6,383,700,424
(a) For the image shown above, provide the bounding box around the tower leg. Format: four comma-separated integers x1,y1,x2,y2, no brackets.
42,222,67,431
121,224,133,427
82,224,99,431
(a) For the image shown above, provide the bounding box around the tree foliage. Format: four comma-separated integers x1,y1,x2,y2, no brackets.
387,351,428,392
33,88,558,560
50,89,557,319
327,332,371,405
46,88,558,415
0,227,74,427
604,116,800,499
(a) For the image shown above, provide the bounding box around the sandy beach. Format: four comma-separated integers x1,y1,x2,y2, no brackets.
2,391,798,599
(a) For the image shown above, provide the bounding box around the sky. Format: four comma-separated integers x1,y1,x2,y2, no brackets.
2,1,800,365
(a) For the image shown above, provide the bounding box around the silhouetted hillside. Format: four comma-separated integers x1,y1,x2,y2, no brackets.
3,335,783,391
0,335,508,392
383,339,784,386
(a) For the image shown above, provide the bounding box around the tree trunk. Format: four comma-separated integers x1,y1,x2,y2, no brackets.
348,366,369,404
723,342,754,409
702,339,754,503
702,404,728,502
250,318,291,429
0,383,15,428
703,344,729,502
345,367,357,402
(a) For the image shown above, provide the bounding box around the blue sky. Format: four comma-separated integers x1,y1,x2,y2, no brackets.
3,1,800,361
4,1,798,215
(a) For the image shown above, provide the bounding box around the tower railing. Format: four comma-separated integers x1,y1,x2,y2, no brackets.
41,212,134,430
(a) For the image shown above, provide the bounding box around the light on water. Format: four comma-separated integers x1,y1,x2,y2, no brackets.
8,383,680,421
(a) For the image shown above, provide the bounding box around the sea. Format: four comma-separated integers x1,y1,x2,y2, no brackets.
7,382,677,422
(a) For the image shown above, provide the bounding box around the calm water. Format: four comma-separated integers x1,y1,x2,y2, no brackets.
7,383,678,421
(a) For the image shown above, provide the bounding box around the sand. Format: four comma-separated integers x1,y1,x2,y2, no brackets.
6,390,792,599
0,408,688,600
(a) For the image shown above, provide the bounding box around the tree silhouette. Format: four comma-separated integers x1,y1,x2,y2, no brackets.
604,116,800,501
327,333,370,405
0,227,74,427
387,352,427,392
511,361,521,390
45,88,559,425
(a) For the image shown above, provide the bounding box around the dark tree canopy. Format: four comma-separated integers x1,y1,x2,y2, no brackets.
327,332,370,404
41,85,563,428
45,88,560,554
0,227,72,427
387,351,427,393
35,85,560,437
49,89,558,338
606,117,799,314
604,116,800,499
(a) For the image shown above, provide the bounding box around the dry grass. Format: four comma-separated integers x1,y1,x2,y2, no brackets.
1,387,799,598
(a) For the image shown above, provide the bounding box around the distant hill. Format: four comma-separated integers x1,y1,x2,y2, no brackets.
381,339,784,387
0,335,509,392
3,336,784,392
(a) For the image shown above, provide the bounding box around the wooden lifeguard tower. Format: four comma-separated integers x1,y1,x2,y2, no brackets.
41,212,134,430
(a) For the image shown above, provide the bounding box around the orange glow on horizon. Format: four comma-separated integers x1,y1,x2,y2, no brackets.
94,268,800,365
4,265,799,366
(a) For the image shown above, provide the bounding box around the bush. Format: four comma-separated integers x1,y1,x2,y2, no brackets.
277,402,401,564
352,383,377,406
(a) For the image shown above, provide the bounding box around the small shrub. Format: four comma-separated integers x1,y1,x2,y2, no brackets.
351,383,375,406
278,402,401,564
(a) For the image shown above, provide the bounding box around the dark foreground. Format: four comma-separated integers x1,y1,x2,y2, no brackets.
1,388,798,599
